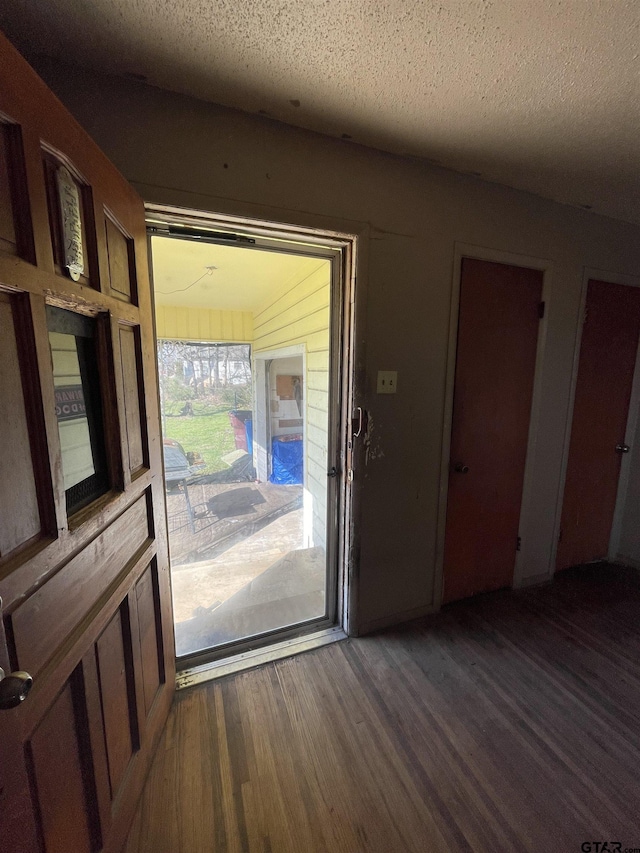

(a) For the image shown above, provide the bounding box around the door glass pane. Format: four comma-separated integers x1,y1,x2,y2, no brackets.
151,233,334,659
0,293,41,555
47,306,109,514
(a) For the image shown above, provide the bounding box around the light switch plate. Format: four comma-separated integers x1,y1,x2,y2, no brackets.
377,370,397,394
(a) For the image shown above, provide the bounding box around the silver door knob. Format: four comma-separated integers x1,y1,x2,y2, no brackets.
0,667,33,710
454,463,470,473
615,444,630,454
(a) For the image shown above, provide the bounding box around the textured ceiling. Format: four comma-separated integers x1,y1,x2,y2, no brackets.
1,1,639,223
151,236,328,311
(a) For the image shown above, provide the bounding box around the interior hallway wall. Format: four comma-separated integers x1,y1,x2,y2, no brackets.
33,57,640,633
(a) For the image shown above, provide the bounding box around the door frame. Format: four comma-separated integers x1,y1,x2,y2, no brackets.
434,242,553,608
253,343,307,487
552,266,640,570
145,203,360,672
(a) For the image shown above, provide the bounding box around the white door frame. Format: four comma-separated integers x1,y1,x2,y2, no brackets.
552,267,640,570
253,344,313,547
434,242,554,609
253,344,307,521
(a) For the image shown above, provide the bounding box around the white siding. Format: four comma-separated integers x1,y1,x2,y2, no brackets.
253,261,331,550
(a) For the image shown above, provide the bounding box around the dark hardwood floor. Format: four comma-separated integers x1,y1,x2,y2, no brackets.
125,564,640,852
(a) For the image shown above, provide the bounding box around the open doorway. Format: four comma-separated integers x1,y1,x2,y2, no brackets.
148,212,351,666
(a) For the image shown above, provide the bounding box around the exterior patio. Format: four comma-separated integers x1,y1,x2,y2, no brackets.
166,484,325,656
166,481,302,564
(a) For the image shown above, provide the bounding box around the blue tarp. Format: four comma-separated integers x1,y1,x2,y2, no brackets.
269,436,303,484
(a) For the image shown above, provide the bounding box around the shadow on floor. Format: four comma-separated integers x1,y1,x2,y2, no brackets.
204,486,266,519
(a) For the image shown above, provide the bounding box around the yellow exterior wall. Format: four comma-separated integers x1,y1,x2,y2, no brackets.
252,261,330,356
155,304,253,342
253,260,331,548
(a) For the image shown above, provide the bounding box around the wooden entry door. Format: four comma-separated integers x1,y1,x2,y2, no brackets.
557,279,640,570
0,35,173,853
443,258,543,604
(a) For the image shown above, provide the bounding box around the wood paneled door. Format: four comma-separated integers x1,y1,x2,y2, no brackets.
557,279,640,570
443,258,543,604
0,34,174,853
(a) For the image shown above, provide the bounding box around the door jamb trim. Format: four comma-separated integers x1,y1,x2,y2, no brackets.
253,344,307,534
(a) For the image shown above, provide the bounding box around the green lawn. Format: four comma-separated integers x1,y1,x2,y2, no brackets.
163,411,236,473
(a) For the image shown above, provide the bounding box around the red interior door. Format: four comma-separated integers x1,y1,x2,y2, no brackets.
557,279,640,570
0,34,174,852
443,258,543,604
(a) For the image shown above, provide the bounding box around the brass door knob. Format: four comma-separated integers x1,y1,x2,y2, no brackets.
0,667,33,710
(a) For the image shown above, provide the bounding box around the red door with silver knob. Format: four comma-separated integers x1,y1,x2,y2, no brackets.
443,258,543,604
557,279,640,570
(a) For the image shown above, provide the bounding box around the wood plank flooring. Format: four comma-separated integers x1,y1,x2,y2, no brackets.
125,564,640,852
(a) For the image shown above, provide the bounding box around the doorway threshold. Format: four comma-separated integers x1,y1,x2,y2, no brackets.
176,625,347,689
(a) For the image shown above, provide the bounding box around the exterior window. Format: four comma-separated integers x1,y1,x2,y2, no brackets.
47,306,109,514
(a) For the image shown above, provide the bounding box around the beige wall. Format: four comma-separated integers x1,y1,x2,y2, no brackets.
36,58,640,633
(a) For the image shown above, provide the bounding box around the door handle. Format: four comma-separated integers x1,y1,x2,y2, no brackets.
615,444,630,454
454,463,470,474
352,407,367,438
353,407,363,438
0,667,33,710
